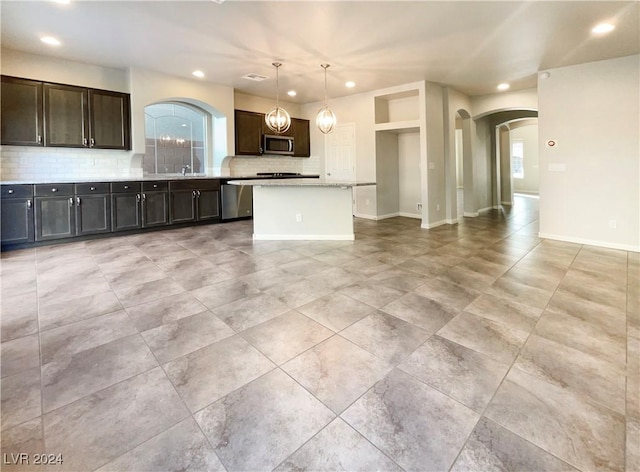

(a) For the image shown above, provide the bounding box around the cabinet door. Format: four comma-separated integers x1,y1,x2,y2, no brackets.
170,190,196,224
112,193,142,231
76,194,111,235
1,199,34,245
290,118,310,157
234,110,264,155
1,76,43,146
142,191,169,227
35,196,76,241
44,84,89,147
196,189,220,221
89,90,131,150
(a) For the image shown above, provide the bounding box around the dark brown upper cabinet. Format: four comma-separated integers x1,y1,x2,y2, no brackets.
45,83,89,147
89,89,131,149
234,109,310,157
1,76,44,146
290,118,310,157
235,109,265,155
1,75,131,150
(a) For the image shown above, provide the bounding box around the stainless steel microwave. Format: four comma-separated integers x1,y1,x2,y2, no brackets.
263,134,294,155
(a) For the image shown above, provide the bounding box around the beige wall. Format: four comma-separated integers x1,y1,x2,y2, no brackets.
234,92,302,118
398,132,421,217
539,55,639,251
0,49,236,178
1,48,128,91
129,67,234,171
511,123,539,194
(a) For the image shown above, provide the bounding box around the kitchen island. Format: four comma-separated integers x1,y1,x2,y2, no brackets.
228,178,376,240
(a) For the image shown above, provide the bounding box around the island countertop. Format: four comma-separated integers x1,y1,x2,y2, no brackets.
227,178,376,187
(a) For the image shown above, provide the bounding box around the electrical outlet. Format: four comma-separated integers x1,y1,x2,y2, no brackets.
609,220,617,229
416,203,422,211
296,213,303,223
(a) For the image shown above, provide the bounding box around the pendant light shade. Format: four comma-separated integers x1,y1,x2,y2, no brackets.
316,64,336,134
265,62,291,134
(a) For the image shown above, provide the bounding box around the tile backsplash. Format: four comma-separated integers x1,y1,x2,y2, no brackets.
0,146,322,182
0,146,140,182
228,155,321,175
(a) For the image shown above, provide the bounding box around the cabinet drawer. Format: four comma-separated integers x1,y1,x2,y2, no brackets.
75,182,110,194
1,184,33,199
35,183,74,197
142,181,168,191
169,179,220,191
111,182,141,193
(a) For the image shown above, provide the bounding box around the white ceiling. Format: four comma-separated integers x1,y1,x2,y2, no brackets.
2,0,638,103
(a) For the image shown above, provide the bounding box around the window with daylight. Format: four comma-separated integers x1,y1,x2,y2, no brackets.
512,139,524,179
143,102,208,174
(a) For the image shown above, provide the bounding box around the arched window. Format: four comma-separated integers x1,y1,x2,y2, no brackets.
143,102,208,174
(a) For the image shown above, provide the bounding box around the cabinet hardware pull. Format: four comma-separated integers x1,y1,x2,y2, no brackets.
76,197,81,205
90,187,96,191
142,193,146,201
51,188,58,192
153,184,158,188
136,193,141,202
37,135,42,143
7,189,13,194
124,185,129,189
192,190,196,198
90,137,95,146
68,197,74,207
27,199,32,209
83,137,88,146
197,190,201,197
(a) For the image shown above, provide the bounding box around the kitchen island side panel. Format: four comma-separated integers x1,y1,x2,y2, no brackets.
252,185,354,240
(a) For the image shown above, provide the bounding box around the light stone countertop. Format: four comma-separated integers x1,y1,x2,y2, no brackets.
0,173,320,185
227,178,376,187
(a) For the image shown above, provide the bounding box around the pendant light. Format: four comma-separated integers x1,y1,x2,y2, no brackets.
265,62,291,134
316,64,337,134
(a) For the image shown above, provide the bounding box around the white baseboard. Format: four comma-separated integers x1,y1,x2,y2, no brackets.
421,219,447,229
445,218,459,225
253,234,355,241
500,201,513,205
538,232,640,253
478,206,494,213
375,212,401,220
463,211,479,217
398,212,421,219
353,213,377,220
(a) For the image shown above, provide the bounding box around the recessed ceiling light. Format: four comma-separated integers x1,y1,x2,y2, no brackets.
497,83,510,91
287,90,297,97
192,70,205,78
592,23,615,34
345,81,356,88
40,36,61,46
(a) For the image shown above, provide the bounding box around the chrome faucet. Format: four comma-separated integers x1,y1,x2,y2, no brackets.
181,165,191,176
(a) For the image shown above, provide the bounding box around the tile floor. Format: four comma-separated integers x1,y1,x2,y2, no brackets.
1,195,638,471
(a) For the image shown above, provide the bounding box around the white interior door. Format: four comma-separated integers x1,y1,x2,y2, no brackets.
325,123,356,182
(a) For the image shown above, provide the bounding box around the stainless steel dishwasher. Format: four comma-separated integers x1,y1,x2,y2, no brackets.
221,182,253,219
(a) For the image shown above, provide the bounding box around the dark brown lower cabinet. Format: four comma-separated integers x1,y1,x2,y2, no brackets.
1,179,220,248
141,182,169,227
1,185,35,245
34,184,75,241
75,183,111,236
111,182,142,232
169,180,220,224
